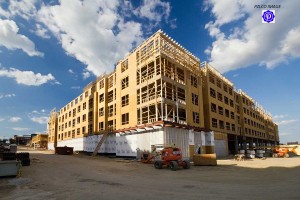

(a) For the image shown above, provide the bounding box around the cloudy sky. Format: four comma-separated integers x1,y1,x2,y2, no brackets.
0,0,299,143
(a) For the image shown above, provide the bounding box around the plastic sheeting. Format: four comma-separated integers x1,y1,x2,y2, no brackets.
57,137,84,151
48,142,55,150
116,130,164,157
84,135,116,153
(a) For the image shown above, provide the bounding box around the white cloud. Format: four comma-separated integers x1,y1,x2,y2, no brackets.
82,71,91,80
134,0,171,26
41,109,46,113
30,116,48,124
35,0,170,76
273,114,288,120
12,127,29,131
0,19,44,57
0,118,5,122
0,67,59,86
277,119,297,126
34,23,50,39
9,117,22,122
205,0,300,73
8,0,38,20
68,69,74,74
71,86,80,90
0,93,16,99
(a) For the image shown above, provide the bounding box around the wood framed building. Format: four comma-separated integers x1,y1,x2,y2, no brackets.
48,30,279,157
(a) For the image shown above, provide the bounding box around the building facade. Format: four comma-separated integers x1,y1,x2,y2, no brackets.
48,30,279,157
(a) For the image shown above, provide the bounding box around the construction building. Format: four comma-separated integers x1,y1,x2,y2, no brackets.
48,30,279,158
31,134,48,148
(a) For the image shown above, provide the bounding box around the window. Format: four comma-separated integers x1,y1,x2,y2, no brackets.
229,88,233,95
216,79,221,88
192,112,200,124
88,111,93,122
85,91,88,98
73,108,76,117
72,119,75,127
192,93,198,105
108,105,114,117
231,124,236,131
72,130,75,138
89,98,93,109
75,98,78,104
83,102,86,110
99,122,104,130
121,76,129,89
99,107,104,117
224,96,229,105
212,118,218,128
99,79,104,89
82,126,86,134
69,111,71,117
230,99,234,107
209,73,215,84
88,124,93,134
99,94,104,103
78,106,81,112
225,109,229,118
68,121,71,127
231,112,235,119
217,92,223,101
223,84,228,92
121,59,128,72
219,120,224,129
218,106,223,115
83,114,86,122
210,88,216,98
68,131,71,137
108,90,114,103
226,122,230,131
122,113,129,125
191,75,198,88
77,128,80,135
122,94,129,107
211,103,216,113
71,101,73,107
80,95,83,101
77,117,80,124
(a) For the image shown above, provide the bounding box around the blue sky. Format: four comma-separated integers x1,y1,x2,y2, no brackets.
0,0,299,143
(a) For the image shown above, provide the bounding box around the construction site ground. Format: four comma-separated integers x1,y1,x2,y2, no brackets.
1,147,300,200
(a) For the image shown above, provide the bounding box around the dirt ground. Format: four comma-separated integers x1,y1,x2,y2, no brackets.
1,148,300,200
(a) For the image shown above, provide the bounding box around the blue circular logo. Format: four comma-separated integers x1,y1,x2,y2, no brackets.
262,10,275,23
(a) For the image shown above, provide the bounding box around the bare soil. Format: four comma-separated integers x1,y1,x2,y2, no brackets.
1,147,300,200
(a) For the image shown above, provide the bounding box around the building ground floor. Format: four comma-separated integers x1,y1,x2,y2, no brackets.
48,126,278,158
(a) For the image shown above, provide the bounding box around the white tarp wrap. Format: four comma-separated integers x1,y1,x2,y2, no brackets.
84,135,116,153
201,131,215,146
57,137,84,151
116,130,164,157
47,142,55,150
189,130,194,145
164,127,189,158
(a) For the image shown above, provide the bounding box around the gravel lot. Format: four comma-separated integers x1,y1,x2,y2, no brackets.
1,148,300,200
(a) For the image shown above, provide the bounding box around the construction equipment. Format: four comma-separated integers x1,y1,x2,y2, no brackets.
272,147,297,158
153,147,190,171
92,133,109,156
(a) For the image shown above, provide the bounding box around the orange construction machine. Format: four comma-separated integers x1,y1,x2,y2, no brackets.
153,147,190,171
272,146,297,158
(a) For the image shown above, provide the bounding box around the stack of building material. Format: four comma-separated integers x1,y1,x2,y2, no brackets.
255,150,265,158
0,152,20,177
16,152,30,166
55,146,73,155
246,150,255,159
193,154,217,166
